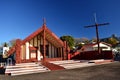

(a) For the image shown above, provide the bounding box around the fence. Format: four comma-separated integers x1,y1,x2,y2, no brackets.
69,51,113,60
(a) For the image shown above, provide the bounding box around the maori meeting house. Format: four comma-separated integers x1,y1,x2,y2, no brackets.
6,21,69,63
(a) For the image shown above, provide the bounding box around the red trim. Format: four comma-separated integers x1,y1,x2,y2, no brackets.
22,24,64,47
46,28,64,46
21,59,38,63
7,46,15,57
45,58,62,61
29,47,37,50
15,39,22,63
22,27,44,44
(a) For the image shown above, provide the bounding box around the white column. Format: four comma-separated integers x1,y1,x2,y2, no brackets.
38,46,43,61
26,42,29,59
37,49,41,61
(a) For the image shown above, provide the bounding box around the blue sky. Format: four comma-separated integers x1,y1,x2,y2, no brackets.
0,0,120,43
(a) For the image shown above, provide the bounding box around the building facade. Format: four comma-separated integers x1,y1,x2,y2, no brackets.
6,22,69,63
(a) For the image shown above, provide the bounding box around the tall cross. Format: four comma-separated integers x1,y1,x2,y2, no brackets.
84,13,109,54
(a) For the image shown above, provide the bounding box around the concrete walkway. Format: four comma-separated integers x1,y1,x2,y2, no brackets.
50,59,113,69
0,61,120,80
1,59,113,76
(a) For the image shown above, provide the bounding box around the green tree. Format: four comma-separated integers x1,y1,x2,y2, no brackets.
60,35,75,49
108,37,118,47
9,39,17,47
75,43,85,49
0,42,9,47
92,37,97,43
74,37,89,49
3,42,9,47
80,37,89,44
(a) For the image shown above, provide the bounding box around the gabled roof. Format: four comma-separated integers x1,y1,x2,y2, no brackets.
22,23,64,47
83,42,111,47
80,42,111,51
22,26,43,44
99,42,112,47
6,22,65,57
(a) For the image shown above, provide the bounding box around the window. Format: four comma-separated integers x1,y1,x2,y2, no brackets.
30,50,37,58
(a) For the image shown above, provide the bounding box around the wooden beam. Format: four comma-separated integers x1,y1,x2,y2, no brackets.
43,25,46,61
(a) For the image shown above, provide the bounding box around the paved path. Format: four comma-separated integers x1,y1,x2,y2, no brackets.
50,60,112,69
0,61,120,80
50,60,95,69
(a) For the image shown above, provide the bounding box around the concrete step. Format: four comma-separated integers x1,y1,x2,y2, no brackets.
15,62,41,66
11,69,49,76
5,66,47,71
6,68,49,74
6,64,44,68
5,62,50,76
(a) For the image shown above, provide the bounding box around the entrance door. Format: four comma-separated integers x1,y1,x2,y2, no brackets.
40,45,49,58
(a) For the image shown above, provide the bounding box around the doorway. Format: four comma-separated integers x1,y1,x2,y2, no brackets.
40,45,49,58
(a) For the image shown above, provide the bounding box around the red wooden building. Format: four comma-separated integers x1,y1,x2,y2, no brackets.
6,21,69,63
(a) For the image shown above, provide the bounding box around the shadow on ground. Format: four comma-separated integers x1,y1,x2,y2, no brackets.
0,68,5,75
114,55,120,61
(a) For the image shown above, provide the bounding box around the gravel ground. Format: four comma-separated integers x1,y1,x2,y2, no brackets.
0,62,120,80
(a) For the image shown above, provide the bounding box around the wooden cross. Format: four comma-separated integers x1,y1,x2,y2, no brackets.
84,13,109,54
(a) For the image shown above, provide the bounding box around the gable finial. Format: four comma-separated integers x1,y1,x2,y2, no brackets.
43,18,46,25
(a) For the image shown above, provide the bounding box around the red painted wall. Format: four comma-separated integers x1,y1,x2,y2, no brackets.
69,51,113,60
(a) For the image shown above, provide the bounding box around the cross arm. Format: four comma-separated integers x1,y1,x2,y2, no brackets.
84,23,109,28
97,23,109,26
84,24,96,28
